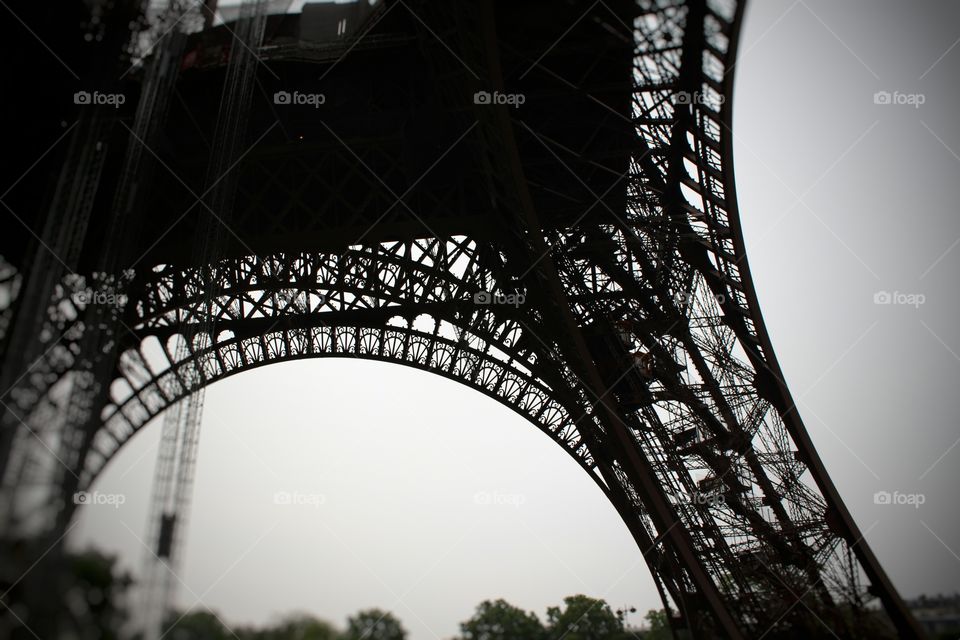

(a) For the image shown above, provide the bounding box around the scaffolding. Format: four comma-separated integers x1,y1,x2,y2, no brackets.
137,2,269,637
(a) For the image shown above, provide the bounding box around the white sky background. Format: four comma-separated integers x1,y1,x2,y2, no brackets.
73,1,960,638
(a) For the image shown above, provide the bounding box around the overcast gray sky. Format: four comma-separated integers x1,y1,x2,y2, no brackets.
74,1,960,638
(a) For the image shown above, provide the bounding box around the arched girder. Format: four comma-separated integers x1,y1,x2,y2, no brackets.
72,236,607,487
84,320,596,492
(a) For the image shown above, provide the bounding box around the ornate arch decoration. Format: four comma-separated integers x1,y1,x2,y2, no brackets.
80,238,603,490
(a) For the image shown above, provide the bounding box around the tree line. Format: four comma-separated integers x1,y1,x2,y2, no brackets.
165,595,671,640
0,547,670,639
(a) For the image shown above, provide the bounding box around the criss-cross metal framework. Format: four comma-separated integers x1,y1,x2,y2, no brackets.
0,0,924,638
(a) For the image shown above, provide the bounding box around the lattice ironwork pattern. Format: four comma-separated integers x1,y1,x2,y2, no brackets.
0,1,925,638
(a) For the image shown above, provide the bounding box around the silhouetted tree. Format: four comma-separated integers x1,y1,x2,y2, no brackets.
164,610,233,640
641,609,671,640
546,595,624,640
255,613,340,640
345,608,407,640
458,598,546,640
63,549,136,640
0,543,136,640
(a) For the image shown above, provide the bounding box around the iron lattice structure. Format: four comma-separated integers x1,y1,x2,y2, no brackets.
0,0,925,638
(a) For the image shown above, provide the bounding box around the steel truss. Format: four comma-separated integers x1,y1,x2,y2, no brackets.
0,0,924,638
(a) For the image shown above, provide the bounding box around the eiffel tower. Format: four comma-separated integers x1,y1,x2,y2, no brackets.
0,0,926,638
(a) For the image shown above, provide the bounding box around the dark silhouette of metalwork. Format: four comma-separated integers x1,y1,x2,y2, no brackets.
0,0,926,638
